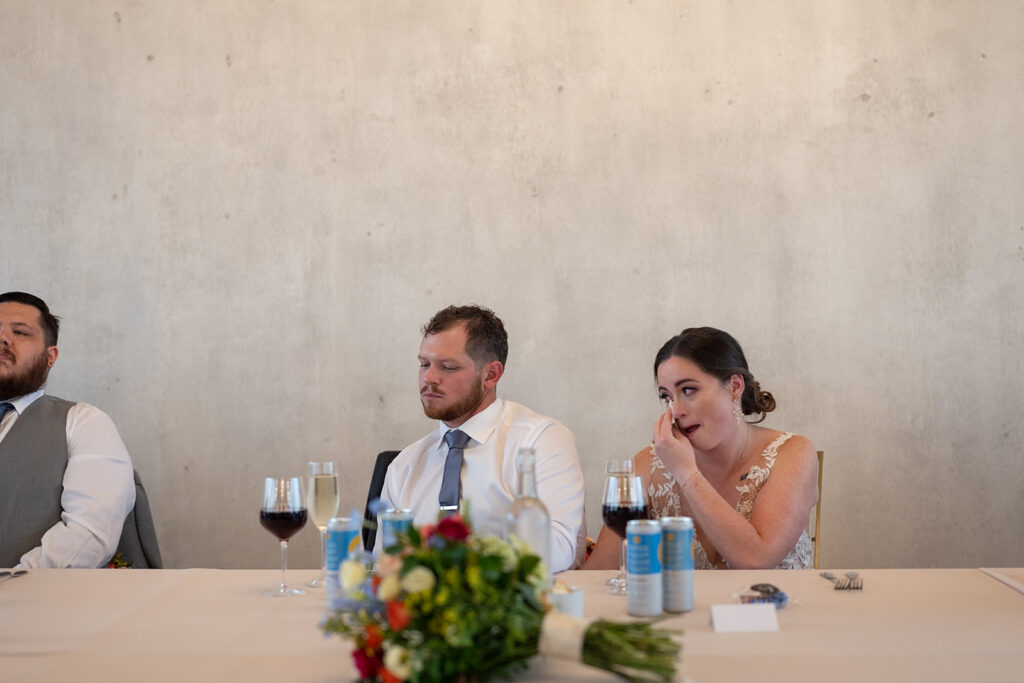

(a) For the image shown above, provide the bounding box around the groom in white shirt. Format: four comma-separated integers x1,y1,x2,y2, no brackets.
379,305,586,572
0,292,135,569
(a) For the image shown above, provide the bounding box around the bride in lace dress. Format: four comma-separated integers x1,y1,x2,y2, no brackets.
585,327,818,570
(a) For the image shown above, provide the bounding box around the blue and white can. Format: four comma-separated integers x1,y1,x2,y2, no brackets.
661,516,695,613
627,519,663,617
326,517,362,571
379,508,413,550
325,516,361,604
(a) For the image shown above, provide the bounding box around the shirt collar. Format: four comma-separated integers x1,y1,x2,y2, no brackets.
436,397,503,448
3,388,44,415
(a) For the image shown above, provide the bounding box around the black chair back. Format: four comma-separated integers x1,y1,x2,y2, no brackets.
362,450,401,551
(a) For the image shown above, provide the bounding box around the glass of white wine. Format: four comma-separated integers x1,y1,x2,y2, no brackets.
305,460,340,588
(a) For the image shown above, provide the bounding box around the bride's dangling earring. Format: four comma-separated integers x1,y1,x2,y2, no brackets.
732,397,744,425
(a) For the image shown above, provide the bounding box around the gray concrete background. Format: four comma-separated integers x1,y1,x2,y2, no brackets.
2,1,1021,569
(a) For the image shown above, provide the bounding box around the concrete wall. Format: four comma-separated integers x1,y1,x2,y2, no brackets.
2,1,1021,569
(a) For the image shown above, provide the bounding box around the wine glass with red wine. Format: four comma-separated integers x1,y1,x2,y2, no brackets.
601,463,648,595
260,476,308,597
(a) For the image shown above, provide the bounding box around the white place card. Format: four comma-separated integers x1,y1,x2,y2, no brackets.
709,603,779,633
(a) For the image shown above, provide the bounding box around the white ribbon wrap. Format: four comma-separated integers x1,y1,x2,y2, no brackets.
538,611,596,660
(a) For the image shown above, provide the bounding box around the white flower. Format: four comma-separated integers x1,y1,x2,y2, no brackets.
340,560,366,591
401,566,436,594
384,644,412,680
526,560,549,592
377,573,401,601
471,534,518,570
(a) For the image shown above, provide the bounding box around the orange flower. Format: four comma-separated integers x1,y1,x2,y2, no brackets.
364,623,383,651
386,600,412,632
379,667,403,683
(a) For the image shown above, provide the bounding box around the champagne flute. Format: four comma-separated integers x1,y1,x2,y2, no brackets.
601,463,648,595
260,477,308,597
306,461,341,588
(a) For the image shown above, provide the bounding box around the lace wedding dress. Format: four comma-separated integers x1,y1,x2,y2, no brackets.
646,432,813,569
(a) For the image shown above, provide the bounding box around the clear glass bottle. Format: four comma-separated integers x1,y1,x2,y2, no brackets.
506,448,552,585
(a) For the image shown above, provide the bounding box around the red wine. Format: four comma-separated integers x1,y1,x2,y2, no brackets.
602,504,648,538
260,509,307,541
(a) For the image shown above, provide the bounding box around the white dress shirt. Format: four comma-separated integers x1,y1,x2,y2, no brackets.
379,398,585,572
0,390,135,569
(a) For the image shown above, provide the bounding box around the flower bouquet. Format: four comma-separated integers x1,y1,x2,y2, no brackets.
321,515,680,682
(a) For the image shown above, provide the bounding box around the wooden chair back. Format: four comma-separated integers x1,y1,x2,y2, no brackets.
810,450,824,569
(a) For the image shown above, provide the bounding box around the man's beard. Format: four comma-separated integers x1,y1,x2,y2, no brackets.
0,348,50,401
422,379,485,423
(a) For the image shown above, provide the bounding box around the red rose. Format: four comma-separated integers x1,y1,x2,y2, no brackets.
386,600,412,632
379,668,403,683
436,515,470,541
352,648,382,678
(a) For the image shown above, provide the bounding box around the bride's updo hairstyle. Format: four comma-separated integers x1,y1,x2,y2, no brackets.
654,327,776,423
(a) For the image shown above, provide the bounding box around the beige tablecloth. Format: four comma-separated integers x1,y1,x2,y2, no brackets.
1,567,1022,682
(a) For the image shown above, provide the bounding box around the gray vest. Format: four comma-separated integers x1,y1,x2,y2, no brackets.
0,395,74,568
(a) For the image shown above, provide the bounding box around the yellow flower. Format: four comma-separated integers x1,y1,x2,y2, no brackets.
340,560,366,591
407,591,432,613
401,566,436,594
466,564,482,590
442,609,463,646
384,645,412,680
378,573,401,601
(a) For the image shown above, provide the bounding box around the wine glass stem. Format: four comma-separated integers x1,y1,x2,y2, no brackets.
279,540,289,591
318,529,327,579
619,539,628,581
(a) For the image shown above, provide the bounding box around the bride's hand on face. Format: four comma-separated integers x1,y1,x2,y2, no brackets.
653,403,698,480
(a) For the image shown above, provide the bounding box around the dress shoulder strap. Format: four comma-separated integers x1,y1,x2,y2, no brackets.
734,432,793,519
759,431,794,472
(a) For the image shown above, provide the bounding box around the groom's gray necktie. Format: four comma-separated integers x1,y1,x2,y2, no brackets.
439,429,471,513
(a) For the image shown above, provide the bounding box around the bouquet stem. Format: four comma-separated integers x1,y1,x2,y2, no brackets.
539,612,681,683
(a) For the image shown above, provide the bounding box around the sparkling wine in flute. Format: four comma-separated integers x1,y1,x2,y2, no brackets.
307,474,341,530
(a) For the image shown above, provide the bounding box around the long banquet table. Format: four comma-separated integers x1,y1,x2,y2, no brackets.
2,567,1022,682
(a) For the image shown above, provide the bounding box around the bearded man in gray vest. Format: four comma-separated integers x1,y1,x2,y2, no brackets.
0,292,135,568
